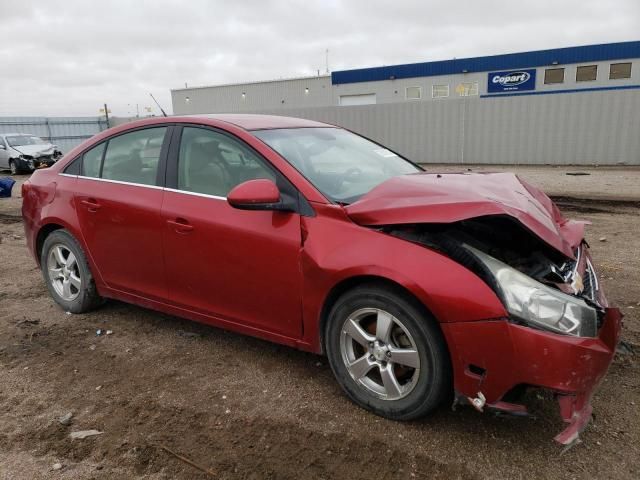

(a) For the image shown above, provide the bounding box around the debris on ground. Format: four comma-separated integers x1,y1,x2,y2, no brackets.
158,444,216,477
617,340,636,356
58,412,73,426
565,172,591,176
599,237,607,242
177,330,201,338
52,462,63,471
106,330,113,335
69,430,103,439
16,318,40,327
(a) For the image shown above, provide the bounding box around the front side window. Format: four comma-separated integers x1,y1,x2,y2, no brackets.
81,143,106,178
254,128,421,204
177,127,275,198
101,127,166,185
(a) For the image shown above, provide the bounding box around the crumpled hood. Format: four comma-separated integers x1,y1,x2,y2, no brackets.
345,172,587,258
12,144,57,157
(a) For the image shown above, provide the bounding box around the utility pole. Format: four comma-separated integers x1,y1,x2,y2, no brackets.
325,48,329,73
104,103,110,128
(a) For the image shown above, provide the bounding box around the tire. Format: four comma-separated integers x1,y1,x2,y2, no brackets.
325,284,451,420
41,229,103,314
9,160,19,175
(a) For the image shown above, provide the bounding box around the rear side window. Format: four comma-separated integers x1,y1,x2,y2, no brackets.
82,143,106,178
101,127,166,186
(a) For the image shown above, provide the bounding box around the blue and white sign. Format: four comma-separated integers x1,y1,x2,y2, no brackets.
487,69,536,93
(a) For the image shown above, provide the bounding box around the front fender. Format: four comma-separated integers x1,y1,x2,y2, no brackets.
300,204,507,352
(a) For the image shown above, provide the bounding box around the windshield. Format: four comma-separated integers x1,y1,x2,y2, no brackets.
253,127,421,203
6,135,47,147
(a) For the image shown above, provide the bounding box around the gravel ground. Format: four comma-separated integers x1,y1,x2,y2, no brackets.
0,170,639,479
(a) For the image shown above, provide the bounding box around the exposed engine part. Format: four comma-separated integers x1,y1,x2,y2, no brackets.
383,215,601,309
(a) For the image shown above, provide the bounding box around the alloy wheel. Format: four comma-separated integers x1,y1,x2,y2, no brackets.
340,308,421,400
47,244,82,301
9,161,17,175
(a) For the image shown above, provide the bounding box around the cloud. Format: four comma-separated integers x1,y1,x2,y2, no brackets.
0,0,638,116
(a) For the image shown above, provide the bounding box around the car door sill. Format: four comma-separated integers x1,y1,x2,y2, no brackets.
101,286,313,351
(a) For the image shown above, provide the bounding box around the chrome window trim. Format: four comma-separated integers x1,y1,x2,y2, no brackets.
76,175,164,190
163,187,226,201
61,173,228,200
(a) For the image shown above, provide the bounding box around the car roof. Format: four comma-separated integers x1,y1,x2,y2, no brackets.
183,114,334,130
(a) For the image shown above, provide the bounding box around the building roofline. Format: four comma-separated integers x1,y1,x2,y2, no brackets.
331,40,640,85
172,74,331,93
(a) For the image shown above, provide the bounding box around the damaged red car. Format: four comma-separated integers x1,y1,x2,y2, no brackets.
21,115,621,445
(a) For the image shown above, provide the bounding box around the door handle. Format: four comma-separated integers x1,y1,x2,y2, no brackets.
167,218,194,234
80,199,101,212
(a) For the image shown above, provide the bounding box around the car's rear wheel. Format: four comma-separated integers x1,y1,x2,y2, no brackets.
41,229,103,313
325,284,451,420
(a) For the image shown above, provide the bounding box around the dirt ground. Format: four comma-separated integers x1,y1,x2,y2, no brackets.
1,167,639,480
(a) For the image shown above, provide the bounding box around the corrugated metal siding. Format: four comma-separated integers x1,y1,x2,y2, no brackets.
331,41,640,84
251,89,640,165
0,116,108,153
172,76,332,114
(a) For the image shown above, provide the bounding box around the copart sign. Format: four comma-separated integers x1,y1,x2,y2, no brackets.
487,69,536,93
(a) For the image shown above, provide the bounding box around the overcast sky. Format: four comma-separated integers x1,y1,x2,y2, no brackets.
1,0,638,117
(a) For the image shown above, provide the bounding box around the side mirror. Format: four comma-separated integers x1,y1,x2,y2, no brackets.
227,179,282,211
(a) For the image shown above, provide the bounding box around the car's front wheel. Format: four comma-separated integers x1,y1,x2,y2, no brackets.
325,284,451,420
9,160,19,175
41,229,103,313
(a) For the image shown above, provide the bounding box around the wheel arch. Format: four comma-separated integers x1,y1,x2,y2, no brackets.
35,223,66,265
318,274,444,355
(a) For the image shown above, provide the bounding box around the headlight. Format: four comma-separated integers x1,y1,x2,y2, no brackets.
466,245,598,337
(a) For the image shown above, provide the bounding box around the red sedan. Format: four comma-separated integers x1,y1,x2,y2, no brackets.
21,115,621,445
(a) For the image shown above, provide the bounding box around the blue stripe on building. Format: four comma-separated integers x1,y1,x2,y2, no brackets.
480,84,640,98
331,41,640,85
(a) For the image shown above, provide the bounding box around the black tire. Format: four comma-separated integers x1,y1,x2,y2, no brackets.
325,284,451,420
41,229,104,314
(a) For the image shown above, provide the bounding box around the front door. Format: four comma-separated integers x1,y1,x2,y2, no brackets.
161,126,303,338
74,126,169,301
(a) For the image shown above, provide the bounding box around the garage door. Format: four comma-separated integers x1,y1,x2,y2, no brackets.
339,93,377,106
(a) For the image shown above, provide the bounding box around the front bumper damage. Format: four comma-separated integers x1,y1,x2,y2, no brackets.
443,307,622,445
17,155,59,170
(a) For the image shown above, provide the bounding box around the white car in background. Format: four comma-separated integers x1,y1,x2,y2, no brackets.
0,133,63,174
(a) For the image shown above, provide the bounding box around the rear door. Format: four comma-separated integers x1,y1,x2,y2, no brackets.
161,125,304,338
74,126,170,301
